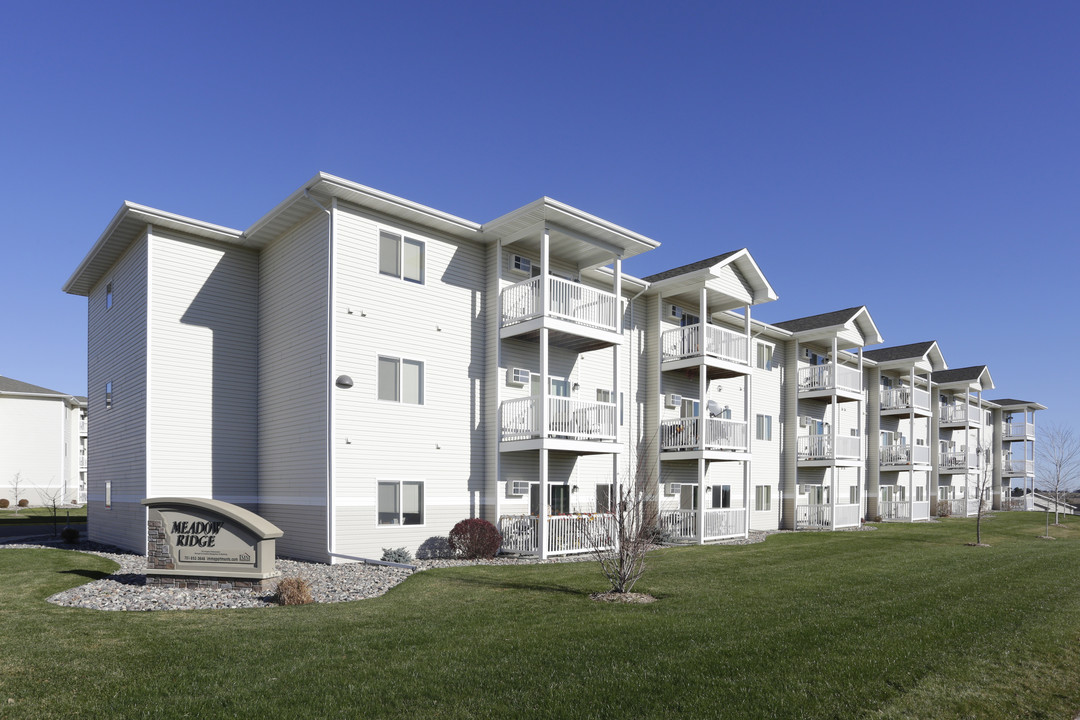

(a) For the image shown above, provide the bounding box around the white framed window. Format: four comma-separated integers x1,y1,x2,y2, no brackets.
531,374,569,397
596,389,613,403
377,480,424,526
754,485,771,512
104,481,111,510
756,342,773,370
530,484,570,515
849,486,859,505
756,414,772,441
105,381,113,410
915,486,925,502
377,356,424,404
712,484,731,509
681,398,699,418
379,230,424,284
106,282,113,310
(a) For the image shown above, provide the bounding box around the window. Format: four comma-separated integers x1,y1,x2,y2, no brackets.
680,484,698,511
755,485,771,512
756,414,772,441
596,389,613,403
596,484,613,513
681,398,700,418
756,342,772,370
712,484,731,509
106,282,113,310
105,382,113,410
377,357,424,404
530,374,569,397
377,481,424,525
379,231,424,284
915,486,925,502
849,486,859,505
104,481,111,510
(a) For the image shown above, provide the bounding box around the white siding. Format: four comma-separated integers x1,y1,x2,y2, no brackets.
0,396,68,505
87,234,148,552
259,211,330,561
147,231,259,506
332,203,487,560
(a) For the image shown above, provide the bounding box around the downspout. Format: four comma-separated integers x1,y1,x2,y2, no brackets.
303,189,338,563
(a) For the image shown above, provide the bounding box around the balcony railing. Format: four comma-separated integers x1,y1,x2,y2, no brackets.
940,404,981,424
880,387,931,412
500,276,619,333
939,450,978,471
78,455,87,469
798,363,862,394
879,500,931,522
660,325,749,366
79,420,87,433
660,508,746,541
796,503,861,529
1002,496,1035,511
879,444,931,466
1002,458,1034,476
797,435,862,461
660,417,749,452
497,513,616,556
1003,422,1036,440
500,396,617,442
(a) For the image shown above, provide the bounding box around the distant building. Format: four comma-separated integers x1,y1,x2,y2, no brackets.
0,376,87,505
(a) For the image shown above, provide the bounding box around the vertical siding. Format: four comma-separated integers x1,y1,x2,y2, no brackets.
332,204,486,559
87,234,148,552
148,232,259,506
259,211,330,561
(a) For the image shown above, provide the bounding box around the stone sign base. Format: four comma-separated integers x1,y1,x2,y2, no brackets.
145,574,278,591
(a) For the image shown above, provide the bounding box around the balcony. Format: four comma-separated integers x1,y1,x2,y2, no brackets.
880,444,931,467
939,404,981,426
797,363,862,399
879,500,931,522
79,420,88,433
500,276,619,349
939,450,978,474
880,387,931,415
500,396,617,451
498,513,615,557
659,508,746,541
941,498,981,517
78,454,87,469
659,417,749,454
1002,495,1035,511
660,325,749,377
1002,458,1034,476
796,503,861,529
1003,422,1036,440
797,435,862,463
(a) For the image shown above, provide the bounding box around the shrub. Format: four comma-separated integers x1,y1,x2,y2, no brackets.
416,536,452,559
0,499,8,509
936,500,952,517
61,527,80,544
448,518,502,559
381,547,414,564
17,499,28,508
272,576,313,606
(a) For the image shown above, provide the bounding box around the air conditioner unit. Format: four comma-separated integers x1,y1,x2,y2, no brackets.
665,393,682,408
800,415,814,427
509,480,530,496
665,483,681,496
508,368,530,387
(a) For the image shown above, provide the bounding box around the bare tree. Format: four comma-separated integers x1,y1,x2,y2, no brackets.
973,441,994,546
587,479,657,594
1036,424,1080,527
35,479,65,538
10,472,25,515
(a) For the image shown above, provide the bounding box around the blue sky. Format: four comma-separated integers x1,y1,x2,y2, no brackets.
1,1,1076,427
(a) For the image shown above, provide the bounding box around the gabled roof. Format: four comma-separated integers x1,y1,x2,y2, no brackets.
0,376,80,402
932,365,995,391
863,341,947,372
773,306,883,349
642,250,742,283
642,248,779,311
988,398,1047,411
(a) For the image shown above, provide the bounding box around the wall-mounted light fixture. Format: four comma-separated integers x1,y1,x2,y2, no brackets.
336,375,354,389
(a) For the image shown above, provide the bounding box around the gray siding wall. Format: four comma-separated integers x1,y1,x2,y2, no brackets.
259,211,330,561
87,234,148,552
147,231,259,506
332,203,486,560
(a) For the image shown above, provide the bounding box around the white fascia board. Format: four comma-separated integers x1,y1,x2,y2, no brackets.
583,265,650,295
714,311,794,341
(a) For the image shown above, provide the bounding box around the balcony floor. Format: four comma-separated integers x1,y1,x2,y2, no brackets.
661,355,751,380
499,437,623,455
797,457,863,468
798,388,863,403
880,407,932,418
660,449,752,462
500,316,619,352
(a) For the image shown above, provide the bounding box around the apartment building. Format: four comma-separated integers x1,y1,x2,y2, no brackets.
64,174,1045,561
929,366,994,517
0,376,87,506
988,399,1045,511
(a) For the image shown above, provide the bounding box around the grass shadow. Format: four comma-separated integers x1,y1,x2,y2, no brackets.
59,568,113,582
444,573,586,597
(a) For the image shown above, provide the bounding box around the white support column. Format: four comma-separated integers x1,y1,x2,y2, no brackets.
612,256,622,540
698,287,708,544
744,460,751,538
537,228,551,558
697,458,707,544
830,337,838,530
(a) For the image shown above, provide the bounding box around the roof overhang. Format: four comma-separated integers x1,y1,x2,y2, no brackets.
871,341,948,374
789,307,883,350
63,203,244,296
649,248,779,312
483,197,659,270
990,400,1047,411
936,366,995,392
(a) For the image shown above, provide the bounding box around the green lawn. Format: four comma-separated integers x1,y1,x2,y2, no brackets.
0,506,86,526
2,514,1079,719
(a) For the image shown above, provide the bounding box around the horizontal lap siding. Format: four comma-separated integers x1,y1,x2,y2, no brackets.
751,338,783,530
332,205,485,559
87,235,148,552
259,212,329,562
148,233,259,506
0,397,66,505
